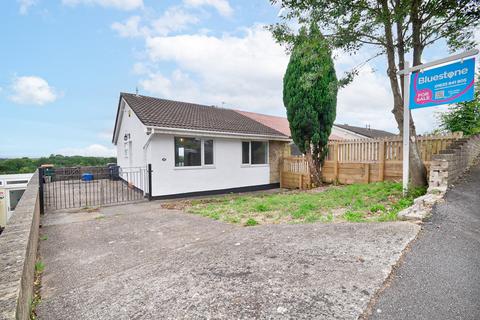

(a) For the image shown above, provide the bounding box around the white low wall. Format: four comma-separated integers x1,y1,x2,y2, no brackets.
147,135,271,196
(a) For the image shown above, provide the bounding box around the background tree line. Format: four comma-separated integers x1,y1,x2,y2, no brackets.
0,155,117,174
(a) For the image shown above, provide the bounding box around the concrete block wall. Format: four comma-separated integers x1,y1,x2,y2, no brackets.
0,172,40,320
429,135,480,192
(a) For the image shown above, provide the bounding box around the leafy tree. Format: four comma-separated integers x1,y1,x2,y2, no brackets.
284,24,338,185
270,0,480,186
440,86,480,136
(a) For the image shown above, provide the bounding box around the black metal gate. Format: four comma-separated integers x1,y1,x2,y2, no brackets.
39,165,152,212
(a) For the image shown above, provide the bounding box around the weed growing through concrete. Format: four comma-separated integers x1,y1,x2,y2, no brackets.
184,182,426,225
35,261,45,273
30,258,44,320
40,235,48,241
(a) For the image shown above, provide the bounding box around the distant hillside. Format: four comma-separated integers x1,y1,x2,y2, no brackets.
0,155,117,174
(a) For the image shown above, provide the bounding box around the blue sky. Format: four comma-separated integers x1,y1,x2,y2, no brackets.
1,0,477,158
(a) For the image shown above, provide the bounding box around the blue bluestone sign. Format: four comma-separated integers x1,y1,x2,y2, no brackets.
409,57,476,109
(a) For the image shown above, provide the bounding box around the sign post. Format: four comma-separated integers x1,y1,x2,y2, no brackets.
397,49,478,195
402,61,411,195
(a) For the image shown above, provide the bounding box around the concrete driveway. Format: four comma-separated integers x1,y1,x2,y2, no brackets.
37,202,419,320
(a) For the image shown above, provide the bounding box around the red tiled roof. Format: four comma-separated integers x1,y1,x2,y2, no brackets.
236,110,344,140
235,110,291,137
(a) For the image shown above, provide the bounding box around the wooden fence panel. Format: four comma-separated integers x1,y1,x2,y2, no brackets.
281,132,463,188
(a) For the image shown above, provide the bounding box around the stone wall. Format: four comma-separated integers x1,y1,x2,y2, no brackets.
0,171,40,320
428,134,480,192
269,141,288,183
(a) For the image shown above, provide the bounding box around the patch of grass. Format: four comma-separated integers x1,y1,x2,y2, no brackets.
320,212,334,223
39,235,48,241
94,215,105,220
343,211,365,222
252,203,269,212
376,210,399,222
35,261,45,273
244,218,259,226
408,185,428,198
292,202,317,219
208,211,221,220
369,204,386,213
185,181,426,225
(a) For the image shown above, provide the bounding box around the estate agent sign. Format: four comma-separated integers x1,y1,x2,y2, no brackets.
410,57,476,109
397,49,478,194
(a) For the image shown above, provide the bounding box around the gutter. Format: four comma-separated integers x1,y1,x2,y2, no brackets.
145,126,292,141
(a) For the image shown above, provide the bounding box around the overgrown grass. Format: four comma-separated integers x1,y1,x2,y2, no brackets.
185,182,426,226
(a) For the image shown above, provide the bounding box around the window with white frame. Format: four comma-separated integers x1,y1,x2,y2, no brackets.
175,137,214,167
242,141,268,165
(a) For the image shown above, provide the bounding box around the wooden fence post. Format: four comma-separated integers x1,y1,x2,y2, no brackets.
333,142,339,181
279,159,283,188
299,174,303,190
379,140,385,181
364,163,370,183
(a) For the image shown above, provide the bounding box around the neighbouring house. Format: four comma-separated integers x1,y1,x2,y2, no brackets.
112,93,291,198
333,124,397,139
236,110,397,155
0,173,33,227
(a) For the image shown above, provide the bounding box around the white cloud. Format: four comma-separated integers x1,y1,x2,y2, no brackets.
98,130,113,141
112,8,199,38
62,0,143,10
184,0,233,17
18,0,37,14
111,16,148,38
141,25,288,113
9,76,58,105
132,62,150,75
336,65,398,132
57,144,116,157
151,7,199,36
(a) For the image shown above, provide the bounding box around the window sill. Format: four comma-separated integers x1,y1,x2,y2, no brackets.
240,164,269,168
174,166,216,170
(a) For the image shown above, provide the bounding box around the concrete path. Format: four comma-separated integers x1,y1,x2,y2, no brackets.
370,163,480,320
37,202,419,320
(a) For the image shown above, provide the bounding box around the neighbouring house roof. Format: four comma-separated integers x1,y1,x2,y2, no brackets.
236,110,344,140
118,93,288,140
235,110,291,136
334,124,397,139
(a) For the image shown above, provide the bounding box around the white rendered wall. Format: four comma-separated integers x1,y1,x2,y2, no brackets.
115,100,148,169
148,134,271,196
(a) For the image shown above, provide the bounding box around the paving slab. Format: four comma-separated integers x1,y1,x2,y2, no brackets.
37,202,419,320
